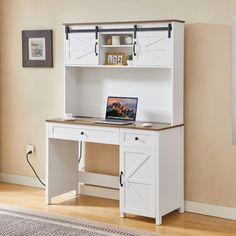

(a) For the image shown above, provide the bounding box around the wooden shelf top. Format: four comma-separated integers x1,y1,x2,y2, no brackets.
46,117,183,132
63,19,185,26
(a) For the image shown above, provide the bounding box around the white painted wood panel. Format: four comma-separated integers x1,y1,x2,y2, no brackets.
66,33,98,65
157,127,183,216
120,146,156,218
171,22,184,125
65,67,172,123
46,133,78,204
233,17,236,144
78,171,119,189
134,31,172,66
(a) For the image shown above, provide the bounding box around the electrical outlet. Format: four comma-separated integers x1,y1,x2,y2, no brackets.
26,145,35,155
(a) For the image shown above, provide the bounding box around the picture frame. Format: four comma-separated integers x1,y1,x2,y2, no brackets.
112,53,118,64
105,52,126,65
22,30,53,67
107,53,113,64
117,52,126,65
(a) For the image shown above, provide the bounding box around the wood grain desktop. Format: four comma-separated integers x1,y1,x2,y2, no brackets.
46,117,184,132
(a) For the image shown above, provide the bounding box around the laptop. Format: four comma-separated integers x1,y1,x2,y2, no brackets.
95,96,138,125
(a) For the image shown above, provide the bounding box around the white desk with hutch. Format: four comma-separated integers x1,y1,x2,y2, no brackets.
46,19,184,225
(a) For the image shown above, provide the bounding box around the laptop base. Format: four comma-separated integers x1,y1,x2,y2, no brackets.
95,120,133,125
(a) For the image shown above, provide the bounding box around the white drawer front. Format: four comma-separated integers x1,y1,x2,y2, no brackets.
120,129,155,149
48,123,119,145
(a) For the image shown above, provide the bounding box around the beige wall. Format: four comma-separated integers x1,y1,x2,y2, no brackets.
1,0,236,208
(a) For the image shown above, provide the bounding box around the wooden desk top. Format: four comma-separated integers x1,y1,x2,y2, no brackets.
63,19,185,26
46,117,184,132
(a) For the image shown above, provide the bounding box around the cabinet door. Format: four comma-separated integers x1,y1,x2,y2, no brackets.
65,33,98,65
120,146,155,218
133,31,172,66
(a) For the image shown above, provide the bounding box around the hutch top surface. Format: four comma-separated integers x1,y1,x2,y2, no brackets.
63,19,185,26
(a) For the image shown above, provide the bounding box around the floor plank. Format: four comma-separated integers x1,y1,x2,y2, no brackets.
0,183,235,236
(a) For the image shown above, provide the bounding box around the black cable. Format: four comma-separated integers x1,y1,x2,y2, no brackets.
26,151,46,187
27,141,82,187
78,141,82,164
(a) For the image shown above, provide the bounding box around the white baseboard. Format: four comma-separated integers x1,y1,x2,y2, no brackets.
1,173,236,221
185,200,236,221
0,172,45,189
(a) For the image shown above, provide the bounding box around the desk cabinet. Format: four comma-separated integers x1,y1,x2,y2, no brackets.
119,127,184,224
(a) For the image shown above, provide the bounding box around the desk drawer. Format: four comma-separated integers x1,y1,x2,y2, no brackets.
48,123,119,145
120,129,155,148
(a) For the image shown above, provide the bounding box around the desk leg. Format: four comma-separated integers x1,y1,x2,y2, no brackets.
46,138,78,205
155,216,162,225
178,126,184,214
120,213,126,218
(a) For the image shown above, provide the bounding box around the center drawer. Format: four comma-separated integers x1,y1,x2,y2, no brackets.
48,123,119,145
120,128,155,149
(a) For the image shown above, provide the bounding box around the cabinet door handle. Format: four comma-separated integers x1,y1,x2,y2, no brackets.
81,131,84,135
120,171,124,187
95,42,98,56
133,41,137,56
135,137,139,141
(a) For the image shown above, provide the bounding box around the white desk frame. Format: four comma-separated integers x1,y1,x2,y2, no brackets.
46,121,184,225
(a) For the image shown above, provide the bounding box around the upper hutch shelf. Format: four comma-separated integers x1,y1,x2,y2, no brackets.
64,20,184,68
64,20,184,125
63,19,185,26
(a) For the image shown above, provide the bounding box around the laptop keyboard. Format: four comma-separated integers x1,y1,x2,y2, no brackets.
95,119,133,125
104,119,128,123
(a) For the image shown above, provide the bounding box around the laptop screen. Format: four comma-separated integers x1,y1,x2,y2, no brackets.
105,96,138,121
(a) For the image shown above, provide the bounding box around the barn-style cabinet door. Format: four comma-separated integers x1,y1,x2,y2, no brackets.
119,146,156,218
133,30,172,66
65,32,99,66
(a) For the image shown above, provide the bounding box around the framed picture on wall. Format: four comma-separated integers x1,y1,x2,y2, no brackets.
22,30,53,67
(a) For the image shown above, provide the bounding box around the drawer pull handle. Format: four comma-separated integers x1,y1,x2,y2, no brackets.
133,41,137,56
135,137,139,141
120,171,124,187
95,42,98,56
81,132,84,135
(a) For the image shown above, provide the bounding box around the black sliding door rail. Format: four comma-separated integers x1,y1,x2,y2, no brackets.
65,24,172,40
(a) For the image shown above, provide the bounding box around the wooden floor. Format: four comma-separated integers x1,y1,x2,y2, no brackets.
0,183,235,236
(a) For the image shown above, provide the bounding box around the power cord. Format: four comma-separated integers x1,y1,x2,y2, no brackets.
26,151,46,187
26,141,83,187
78,141,82,164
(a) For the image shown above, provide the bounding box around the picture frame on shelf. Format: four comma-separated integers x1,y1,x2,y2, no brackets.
105,52,126,66
118,52,127,65
107,53,113,64
113,53,118,64
22,30,53,67
117,54,123,64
